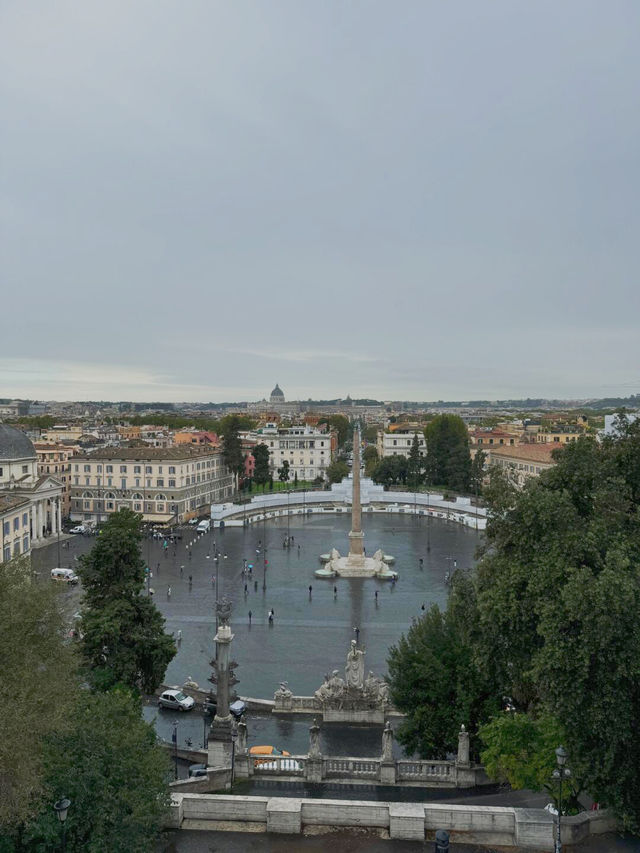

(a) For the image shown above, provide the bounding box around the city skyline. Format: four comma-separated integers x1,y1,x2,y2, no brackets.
2,1,639,402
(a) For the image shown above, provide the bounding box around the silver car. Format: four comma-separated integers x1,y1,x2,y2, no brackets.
158,689,195,711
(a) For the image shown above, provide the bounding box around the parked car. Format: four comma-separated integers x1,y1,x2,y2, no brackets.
188,764,209,778
51,568,79,584
230,699,246,718
69,525,88,534
158,689,195,711
188,518,199,525
196,519,211,533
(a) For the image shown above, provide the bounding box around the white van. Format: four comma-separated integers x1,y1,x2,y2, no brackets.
51,568,79,584
196,519,211,533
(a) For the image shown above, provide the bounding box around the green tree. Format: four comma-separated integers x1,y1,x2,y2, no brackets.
0,557,78,830
319,414,350,447
21,690,171,852
77,509,175,693
363,424,379,444
277,459,290,484
387,579,499,760
363,445,379,477
252,443,271,490
372,454,408,488
221,415,245,487
475,427,640,830
326,459,349,484
469,449,486,494
424,414,471,492
479,712,581,812
406,433,424,490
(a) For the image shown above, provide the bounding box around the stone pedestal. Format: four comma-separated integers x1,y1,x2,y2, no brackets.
379,762,396,785
266,798,302,834
305,757,324,783
389,803,425,840
208,718,233,770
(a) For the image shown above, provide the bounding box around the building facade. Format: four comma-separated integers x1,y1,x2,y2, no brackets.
251,425,333,482
34,443,75,517
376,429,426,459
0,425,64,557
486,444,557,487
69,445,234,524
1,494,32,564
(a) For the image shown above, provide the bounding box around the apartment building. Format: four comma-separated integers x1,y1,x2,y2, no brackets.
69,445,233,524
376,428,426,459
486,444,557,488
251,425,334,482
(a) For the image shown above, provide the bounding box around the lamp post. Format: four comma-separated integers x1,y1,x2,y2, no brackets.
53,797,71,853
172,720,179,780
286,489,290,546
553,745,569,853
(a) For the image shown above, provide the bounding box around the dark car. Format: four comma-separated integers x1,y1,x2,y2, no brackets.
188,764,209,778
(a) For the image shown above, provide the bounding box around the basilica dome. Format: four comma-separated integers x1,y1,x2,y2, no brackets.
0,424,37,460
269,384,285,403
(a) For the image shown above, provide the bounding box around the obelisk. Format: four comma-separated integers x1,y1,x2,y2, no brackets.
347,427,365,564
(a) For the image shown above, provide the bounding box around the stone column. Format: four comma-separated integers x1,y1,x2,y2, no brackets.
31,505,37,542
51,501,57,535
379,720,396,784
457,724,470,766
208,598,235,769
36,502,43,540
305,718,324,783
57,499,62,533
348,427,364,559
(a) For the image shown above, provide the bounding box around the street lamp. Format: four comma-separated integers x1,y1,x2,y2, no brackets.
53,797,71,852
172,720,179,780
553,745,569,853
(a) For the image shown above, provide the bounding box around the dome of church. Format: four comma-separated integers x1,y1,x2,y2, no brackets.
269,384,285,402
0,424,37,460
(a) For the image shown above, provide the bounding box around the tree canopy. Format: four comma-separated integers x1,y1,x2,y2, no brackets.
221,414,245,477
424,414,471,492
326,458,349,484
372,454,407,487
77,509,175,693
252,442,270,489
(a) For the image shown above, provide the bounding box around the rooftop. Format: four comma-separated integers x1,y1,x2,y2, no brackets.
0,494,30,514
488,444,558,462
74,445,223,461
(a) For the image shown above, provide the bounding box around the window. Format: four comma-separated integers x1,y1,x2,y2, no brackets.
134,503,141,511
74,464,79,472
22,465,28,474
121,479,127,490
146,479,152,488
0,467,3,477
107,501,114,510
135,478,140,487
157,504,164,512
157,479,164,487
84,464,90,472
97,464,103,473
3,521,9,537
106,465,113,473
120,465,127,473
74,476,79,485
14,517,19,531
145,466,152,474
132,493,143,501
22,513,28,527
168,479,176,488
13,541,20,556
133,465,141,474
158,466,163,474
169,466,175,474
3,546,10,563
23,535,29,552
85,477,90,486
107,477,113,487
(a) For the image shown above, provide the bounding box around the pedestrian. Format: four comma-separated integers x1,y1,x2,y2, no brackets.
268,608,274,624
354,626,360,643
291,535,294,543
212,575,215,585
297,544,300,555
421,603,425,611
453,559,457,569
180,565,184,576
188,574,192,585
254,580,258,591
244,583,248,595
333,585,337,598
419,558,423,567
157,562,160,572
248,564,252,575
248,610,252,625
374,590,378,602
224,553,228,559
189,549,192,560
308,584,312,597
167,585,172,598
177,629,182,643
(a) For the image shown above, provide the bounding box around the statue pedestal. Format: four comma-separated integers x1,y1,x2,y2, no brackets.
305,756,324,783
380,761,396,785
323,707,386,724
208,716,234,769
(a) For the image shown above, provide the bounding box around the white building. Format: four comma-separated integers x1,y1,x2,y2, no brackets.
0,424,64,561
69,445,234,524
376,429,426,460
251,425,334,482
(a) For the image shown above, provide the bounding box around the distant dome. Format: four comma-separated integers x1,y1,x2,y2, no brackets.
269,383,285,402
0,424,37,460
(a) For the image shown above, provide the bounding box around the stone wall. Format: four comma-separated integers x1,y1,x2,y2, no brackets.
166,793,617,848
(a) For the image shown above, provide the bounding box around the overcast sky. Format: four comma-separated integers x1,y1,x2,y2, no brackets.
2,1,639,402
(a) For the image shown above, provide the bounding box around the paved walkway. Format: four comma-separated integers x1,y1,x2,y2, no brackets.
159,829,640,853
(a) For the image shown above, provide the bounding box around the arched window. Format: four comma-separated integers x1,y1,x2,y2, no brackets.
132,493,143,501
105,492,115,500
82,491,94,499
156,493,166,502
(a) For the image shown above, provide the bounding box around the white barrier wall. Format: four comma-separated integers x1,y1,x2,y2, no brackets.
168,793,616,848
